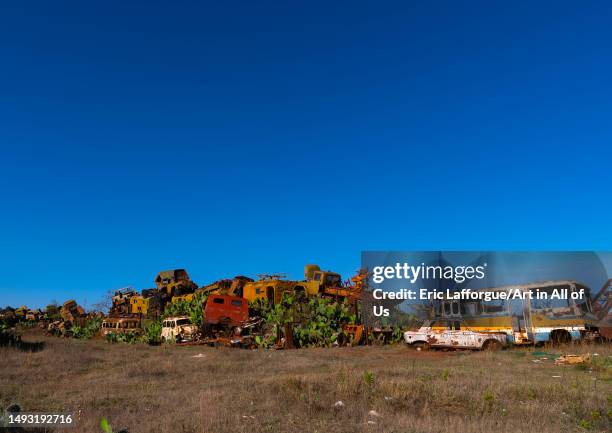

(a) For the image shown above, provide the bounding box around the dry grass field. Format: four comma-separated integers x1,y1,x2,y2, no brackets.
1,330,611,433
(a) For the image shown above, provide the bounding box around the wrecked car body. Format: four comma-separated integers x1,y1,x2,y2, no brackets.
404,320,507,350
161,316,198,343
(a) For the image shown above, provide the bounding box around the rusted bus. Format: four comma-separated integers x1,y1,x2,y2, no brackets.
431,280,604,345
100,317,143,336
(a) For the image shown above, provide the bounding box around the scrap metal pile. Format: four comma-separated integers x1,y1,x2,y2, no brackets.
9,264,378,349
4,266,611,351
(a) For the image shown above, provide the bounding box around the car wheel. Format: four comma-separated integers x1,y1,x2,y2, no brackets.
413,341,430,351
482,339,502,351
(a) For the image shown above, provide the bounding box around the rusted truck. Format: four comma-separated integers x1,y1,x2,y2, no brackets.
201,294,262,347
204,295,249,328
404,320,507,350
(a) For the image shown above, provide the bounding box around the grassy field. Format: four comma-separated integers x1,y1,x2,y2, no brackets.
1,330,611,433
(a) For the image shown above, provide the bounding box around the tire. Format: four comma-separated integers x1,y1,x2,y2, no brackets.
203,323,214,339
550,330,571,346
413,341,430,351
482,339,502,351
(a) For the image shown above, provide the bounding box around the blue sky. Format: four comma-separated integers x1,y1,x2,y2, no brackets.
1,1,611,308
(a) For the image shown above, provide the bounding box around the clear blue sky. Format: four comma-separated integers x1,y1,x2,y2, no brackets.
1,1,610,308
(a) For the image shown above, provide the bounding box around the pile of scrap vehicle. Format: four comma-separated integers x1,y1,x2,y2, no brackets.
1,266,610,351
98,265,370,348
0,302,104,338
0,265,371,349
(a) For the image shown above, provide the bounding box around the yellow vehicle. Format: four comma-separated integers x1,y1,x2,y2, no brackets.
129,289,163,317
109,288,138,316
242,265,360,304
155,269,197,297
432,280,598,345
25,309,42,321
171,293,195,303
171,276,254,304
242,275,319,304
304,264,342,288
304,264,363,300
129,296,149,315
126,269,199,318
15,306,28,319
200,275,253,297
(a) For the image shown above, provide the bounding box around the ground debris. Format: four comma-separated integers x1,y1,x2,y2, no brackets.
554,354,591,365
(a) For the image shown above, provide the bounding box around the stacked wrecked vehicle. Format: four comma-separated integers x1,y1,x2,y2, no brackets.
4,267,611,351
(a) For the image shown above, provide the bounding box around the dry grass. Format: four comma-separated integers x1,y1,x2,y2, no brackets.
1,331,611,433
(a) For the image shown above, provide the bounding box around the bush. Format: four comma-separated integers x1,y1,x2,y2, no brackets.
105,331,140,344
163,292,207,328
250,294,359,348
71,318,102,339
292,297,358,347
141,319,162,344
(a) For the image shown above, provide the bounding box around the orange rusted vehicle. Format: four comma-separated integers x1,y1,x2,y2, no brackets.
204,295,249,327
201,295,263,347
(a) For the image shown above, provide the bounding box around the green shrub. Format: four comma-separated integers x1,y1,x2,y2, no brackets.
363,370,375,386
71,318,102,339
119,331,140,344
105,332,119,344
105,331,140,344
250,294,360,348
163,292,207,328
141,319,162,344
